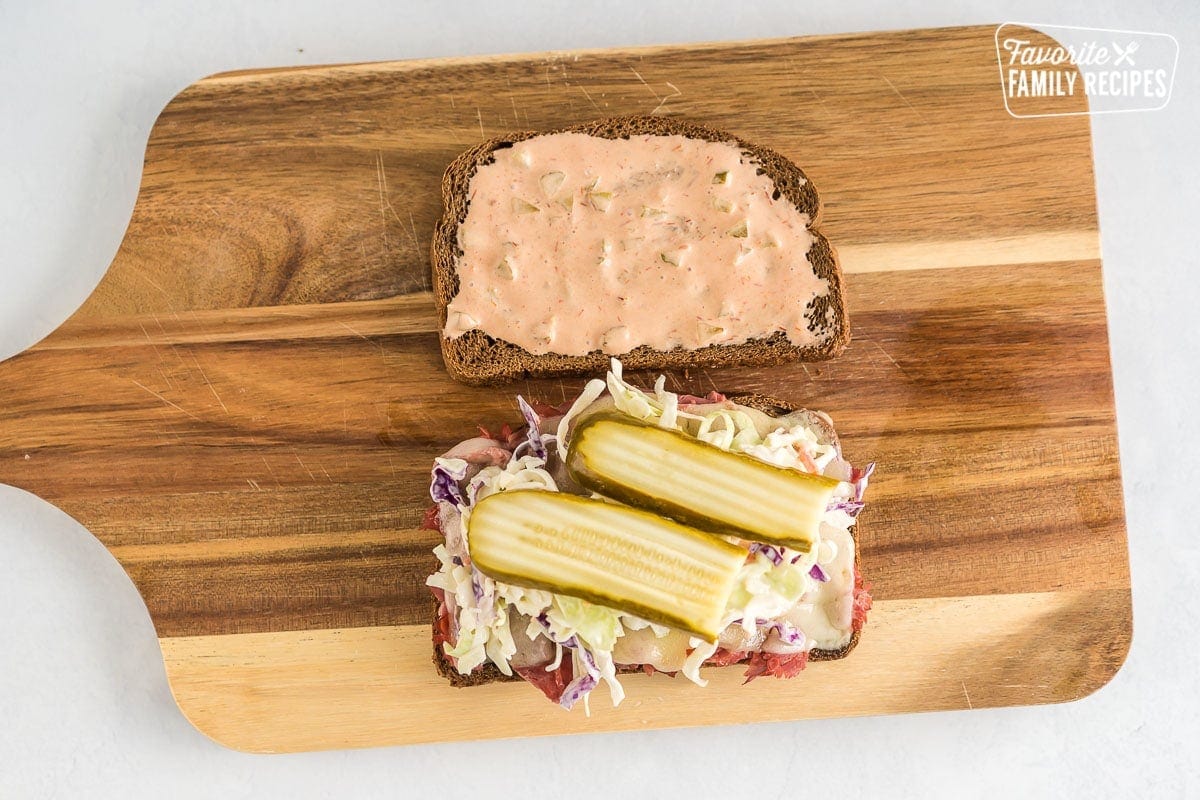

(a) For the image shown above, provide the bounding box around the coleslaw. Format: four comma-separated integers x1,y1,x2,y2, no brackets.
426,358,872,710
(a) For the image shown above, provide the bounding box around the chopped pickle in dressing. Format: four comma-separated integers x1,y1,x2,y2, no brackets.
444,132,826,355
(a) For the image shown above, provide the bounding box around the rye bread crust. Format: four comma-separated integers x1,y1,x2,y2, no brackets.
431,115,849,386
431,393,862,688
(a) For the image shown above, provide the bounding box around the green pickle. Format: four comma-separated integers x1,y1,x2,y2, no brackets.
567,414,839,552
467,490,747,642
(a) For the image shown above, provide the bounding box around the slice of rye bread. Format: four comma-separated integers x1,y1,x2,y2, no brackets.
432,393,862,688
430,115,848,387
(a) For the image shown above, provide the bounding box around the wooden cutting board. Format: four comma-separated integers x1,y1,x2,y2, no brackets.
0,24,1130,753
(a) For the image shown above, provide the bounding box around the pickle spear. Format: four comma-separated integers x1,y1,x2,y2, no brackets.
467,489,747,642
567,414,839,552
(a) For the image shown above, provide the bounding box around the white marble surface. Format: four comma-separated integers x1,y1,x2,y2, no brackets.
1,2,1197,797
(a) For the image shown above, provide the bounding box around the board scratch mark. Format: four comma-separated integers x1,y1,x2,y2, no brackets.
374,152,391,254
138,322,174,389
880,75,929,124
190,353,229,415
246,479,261,491
870,339,914,381
476,108,485,138
405,210,421,255
128,266,177,311
578,84,602,112
628,66,661,101
376,151,414,258
150,314,189,372
807,89,835,120
377,153,404,225
506,76,520,123
961,681,974,710
260,455,281,488
651,81,682,114
292,448,317,481
130,379,203,423
336,321,384,356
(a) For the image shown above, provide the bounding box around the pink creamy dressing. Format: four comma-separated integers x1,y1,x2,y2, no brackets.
443,132,828,355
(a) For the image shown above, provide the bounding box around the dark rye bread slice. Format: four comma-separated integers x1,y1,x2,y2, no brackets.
432,393,862,688
430,115,848,386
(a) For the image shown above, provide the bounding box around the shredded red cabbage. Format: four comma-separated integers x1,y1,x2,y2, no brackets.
559,672,598,709
470,568,494,621
766,619,806,646
430,462,467,507
557,635,601,709
516,395,548,460
749,542,784,566
826,498,866,517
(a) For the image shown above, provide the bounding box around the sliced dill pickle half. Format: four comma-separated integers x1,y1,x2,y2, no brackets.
467,489,747,642
567,414,839,552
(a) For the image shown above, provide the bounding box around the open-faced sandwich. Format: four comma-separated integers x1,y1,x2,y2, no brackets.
425,360,872,710
431,115,847,385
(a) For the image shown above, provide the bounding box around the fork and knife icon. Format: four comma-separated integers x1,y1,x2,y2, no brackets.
1112,40,1139,66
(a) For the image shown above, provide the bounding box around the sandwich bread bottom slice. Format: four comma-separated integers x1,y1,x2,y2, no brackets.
424,364,872,709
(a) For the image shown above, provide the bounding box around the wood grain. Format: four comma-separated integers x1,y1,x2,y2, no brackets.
161,590,1131,753
0,25,1129,751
